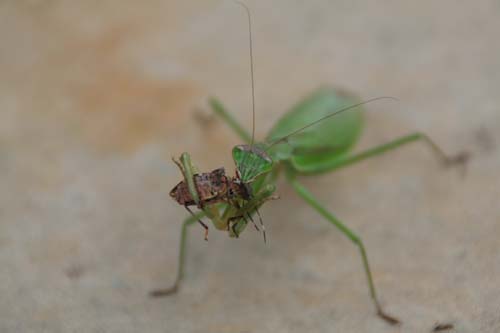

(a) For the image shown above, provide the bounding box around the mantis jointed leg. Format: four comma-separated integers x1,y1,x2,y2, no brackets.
289,177,400,325
150,210,205,297
291,132,469,174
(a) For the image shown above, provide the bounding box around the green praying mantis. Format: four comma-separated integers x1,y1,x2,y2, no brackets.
150,2,469,325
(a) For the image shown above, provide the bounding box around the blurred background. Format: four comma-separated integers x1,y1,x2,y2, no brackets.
1,1,499,332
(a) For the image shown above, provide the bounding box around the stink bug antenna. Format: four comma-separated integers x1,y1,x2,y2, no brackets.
265,96,400,150
235,1,256,147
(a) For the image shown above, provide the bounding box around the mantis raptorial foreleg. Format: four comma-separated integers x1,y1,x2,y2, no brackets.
173,153,211,239
226,184,277,238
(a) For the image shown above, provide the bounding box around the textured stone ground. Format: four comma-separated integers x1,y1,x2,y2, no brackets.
1,1,499,332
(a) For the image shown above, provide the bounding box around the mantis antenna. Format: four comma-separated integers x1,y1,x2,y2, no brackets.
235,1,256,147
232,2,399,154
265,96,400,150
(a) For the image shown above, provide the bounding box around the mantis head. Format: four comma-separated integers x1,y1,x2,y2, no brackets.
232,144,273,184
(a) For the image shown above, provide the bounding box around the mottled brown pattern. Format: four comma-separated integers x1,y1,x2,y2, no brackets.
170,168,230,206
170,167,250,207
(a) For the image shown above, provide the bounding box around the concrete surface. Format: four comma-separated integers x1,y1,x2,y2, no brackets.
1,1,499,332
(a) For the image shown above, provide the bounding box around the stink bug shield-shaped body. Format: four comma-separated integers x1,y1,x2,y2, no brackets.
167,152,272,240
169,167,228,207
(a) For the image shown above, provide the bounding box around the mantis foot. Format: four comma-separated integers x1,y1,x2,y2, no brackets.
443,151,470,168
442,150,471,177
377,308,401,325
432,323,454,332
149,284,178,297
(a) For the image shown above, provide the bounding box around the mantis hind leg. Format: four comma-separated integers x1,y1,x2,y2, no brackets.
289,177,400,325
209,97,252,144
295,132,469,174
149,210,205,297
